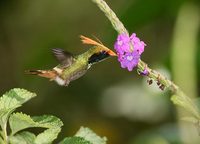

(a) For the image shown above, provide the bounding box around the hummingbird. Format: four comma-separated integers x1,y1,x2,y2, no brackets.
25,35,116,86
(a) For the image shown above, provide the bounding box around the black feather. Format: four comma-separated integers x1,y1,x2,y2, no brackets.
88,51,110,64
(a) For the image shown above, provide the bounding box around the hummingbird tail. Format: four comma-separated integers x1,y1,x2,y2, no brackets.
25,70,57,80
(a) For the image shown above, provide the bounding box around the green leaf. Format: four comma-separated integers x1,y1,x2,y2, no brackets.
75,127,107,144
9,131,36,144
0,88,36,128
32,115,63,128
35,127,61,144
0,88,36,109
0,108,18,130
0,130,3,137
0,88,64,143
9,112,36,135
59,137,92,144
9,113,63,143
0,136,4,144
9,113,63,135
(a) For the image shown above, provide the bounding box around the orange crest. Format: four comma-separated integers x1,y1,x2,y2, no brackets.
80,35,117,56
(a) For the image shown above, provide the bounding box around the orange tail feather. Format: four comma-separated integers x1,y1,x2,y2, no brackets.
25,70,57,80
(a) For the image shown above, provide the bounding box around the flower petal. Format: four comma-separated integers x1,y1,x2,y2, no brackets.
114,33,146,71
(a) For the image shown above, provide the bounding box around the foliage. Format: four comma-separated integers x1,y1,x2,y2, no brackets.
0,88,106,144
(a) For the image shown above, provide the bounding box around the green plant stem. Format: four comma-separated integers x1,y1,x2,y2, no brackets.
138,60,200,119
91,0,128,35
2,124,8,144
137,60,178,91
91,0,200,120
0,131,4,140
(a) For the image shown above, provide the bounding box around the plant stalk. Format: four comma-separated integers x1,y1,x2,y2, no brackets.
91,0,200,121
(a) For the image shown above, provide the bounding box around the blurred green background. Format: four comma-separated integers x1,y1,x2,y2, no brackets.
0,0,200,144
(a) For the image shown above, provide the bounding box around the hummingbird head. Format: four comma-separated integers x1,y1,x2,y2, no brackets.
88,50,112,64
80,35,117,64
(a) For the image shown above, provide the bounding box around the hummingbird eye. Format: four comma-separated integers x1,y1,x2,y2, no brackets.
88,51,110,64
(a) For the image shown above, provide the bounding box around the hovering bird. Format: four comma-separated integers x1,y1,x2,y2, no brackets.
25,35,116,86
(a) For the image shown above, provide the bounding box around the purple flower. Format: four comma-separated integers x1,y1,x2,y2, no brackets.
130,33,146,55
119,51,140,71
114,34,130,54
114,33,146,71
139,68,149,76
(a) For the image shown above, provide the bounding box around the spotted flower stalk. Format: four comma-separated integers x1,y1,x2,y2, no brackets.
92,0,200,131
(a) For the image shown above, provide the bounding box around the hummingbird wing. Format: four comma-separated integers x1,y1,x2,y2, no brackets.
52,48,74,68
